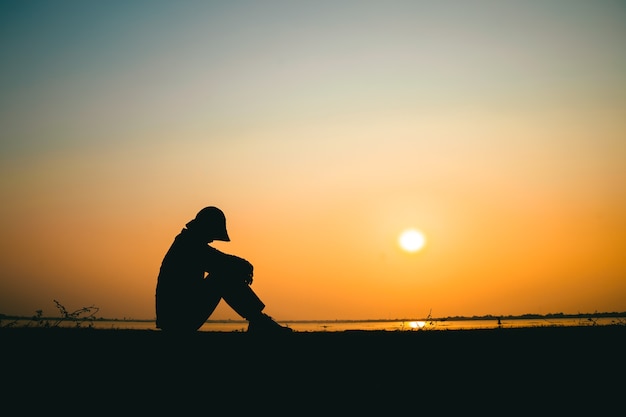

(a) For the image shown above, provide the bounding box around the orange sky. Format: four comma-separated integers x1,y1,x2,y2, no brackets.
1,1,625,321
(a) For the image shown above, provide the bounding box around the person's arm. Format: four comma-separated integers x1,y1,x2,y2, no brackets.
205,246,254,284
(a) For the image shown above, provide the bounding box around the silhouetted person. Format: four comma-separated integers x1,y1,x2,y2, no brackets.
155,206,293,333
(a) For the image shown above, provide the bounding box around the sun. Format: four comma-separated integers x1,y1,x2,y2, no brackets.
399,229,426,253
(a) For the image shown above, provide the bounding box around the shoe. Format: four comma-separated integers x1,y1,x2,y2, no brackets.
247,313,294,334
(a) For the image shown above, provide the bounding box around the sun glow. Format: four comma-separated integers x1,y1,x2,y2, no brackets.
408,321,426,329
399,229,426,252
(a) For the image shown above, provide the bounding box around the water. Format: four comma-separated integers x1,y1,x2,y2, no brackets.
4,316,624,331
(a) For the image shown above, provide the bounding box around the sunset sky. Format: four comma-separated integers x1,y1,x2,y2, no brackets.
1,1,625,321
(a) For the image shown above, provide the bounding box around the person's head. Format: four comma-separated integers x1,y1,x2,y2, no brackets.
185,206,230,242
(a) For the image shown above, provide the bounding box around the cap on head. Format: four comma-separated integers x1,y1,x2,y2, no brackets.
186,206,230,241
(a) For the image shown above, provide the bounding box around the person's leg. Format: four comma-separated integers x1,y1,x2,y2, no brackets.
212,273,293,333
186,280,222,330
213,274,265,320
156,280,222,333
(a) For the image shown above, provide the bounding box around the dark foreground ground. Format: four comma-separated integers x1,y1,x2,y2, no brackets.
2,325,624,414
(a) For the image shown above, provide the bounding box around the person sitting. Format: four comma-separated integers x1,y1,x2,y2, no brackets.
155,206,293,333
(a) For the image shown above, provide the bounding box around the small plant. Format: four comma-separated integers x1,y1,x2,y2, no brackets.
49,299,99,328
576,311,601,327
31,309,49,327
418,309,437,331
0,300,101,328
0,315,18,328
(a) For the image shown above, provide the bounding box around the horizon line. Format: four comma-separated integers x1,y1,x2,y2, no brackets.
3,311,626,323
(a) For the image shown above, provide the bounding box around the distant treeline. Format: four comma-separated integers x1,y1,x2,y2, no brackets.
280,311,626,323
439,311,626,321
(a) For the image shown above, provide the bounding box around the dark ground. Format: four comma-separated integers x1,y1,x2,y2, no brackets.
2,325,624,414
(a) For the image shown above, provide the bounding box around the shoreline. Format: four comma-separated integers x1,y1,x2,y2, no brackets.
4,314,624,332
2,321,623,334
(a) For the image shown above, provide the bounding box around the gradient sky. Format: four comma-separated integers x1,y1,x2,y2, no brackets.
1,1,625,321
